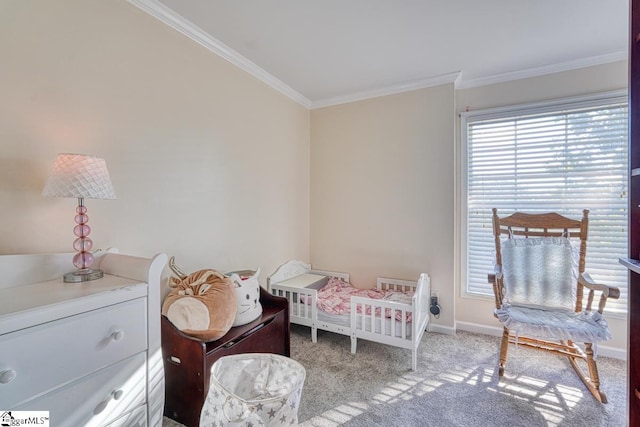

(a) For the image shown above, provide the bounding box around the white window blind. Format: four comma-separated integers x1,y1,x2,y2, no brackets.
462,94,629,315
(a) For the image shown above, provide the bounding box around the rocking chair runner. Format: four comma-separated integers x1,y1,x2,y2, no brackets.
489,208,620,403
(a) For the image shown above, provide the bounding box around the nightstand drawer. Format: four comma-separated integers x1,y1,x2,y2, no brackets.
0,297,147,408
17,352,147,427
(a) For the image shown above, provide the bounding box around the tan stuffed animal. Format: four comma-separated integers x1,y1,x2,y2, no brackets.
162,258,237,341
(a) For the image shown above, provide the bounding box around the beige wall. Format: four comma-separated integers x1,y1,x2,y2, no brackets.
455,61,629,354
1,1,628,354
310,84,456,330
0,0,310,283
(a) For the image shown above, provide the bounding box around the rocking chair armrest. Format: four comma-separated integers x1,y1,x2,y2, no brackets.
579,272,620,299
487,267,502,284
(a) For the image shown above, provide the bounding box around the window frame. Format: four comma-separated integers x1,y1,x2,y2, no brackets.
459,90,629,316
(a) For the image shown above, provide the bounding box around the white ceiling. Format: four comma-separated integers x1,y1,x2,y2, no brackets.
131,0,628,108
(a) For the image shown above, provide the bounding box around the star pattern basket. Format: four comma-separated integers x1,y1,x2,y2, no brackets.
200,353,306,427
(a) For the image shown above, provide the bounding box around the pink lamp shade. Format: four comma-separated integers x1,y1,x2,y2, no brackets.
42,153,116,283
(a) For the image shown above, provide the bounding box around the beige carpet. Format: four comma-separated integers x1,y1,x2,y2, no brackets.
164,324,626,426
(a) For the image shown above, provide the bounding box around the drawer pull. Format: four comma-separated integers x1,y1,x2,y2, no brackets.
0,369,16,384
93,389,124,415
111,330,125,341
94,399,108,415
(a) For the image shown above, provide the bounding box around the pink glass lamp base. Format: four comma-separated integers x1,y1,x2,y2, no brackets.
64,268,104,283
63,199,104,283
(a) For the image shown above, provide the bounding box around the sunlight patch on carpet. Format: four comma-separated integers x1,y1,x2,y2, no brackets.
291,329,625,427
372,381,415,403
495,374,585,426
437,366,495,387
301,403,368,426
301,362,589,427
414,379,442,395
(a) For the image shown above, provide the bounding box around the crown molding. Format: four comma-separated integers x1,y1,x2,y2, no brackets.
311,71,462,109
456,50,628,90
127,0,312,109
126,0,626,110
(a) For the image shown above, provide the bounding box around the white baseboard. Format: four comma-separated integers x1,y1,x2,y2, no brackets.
428,322,456,336
454,321,627,361
455,321,503,337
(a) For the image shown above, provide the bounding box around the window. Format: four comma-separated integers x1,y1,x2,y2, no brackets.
461,92,629,315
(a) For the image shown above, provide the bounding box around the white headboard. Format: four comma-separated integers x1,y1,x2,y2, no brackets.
267,260,311,286
267,260,350,286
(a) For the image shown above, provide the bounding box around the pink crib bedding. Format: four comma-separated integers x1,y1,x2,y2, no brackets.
311,277,414,321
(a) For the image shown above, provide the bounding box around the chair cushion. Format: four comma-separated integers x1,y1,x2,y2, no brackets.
495,304,612,342
501,237,577,310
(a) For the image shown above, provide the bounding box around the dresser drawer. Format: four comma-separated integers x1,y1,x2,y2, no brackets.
17,352,147,427
0,297,147,408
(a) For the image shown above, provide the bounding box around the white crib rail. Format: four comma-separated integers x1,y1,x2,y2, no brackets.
269,285,318,342
351,273,430,370
350,297,414,342
413,273,430,338
351,276,419,354
376,277,416,292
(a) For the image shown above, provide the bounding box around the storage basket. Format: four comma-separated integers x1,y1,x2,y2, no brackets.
200,353,306,426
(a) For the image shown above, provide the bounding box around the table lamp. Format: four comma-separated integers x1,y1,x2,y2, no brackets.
42,153,116,282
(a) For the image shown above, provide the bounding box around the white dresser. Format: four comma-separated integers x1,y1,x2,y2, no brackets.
0,250,167,427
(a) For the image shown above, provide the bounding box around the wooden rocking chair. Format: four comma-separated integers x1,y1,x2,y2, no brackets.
489,208,620,403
